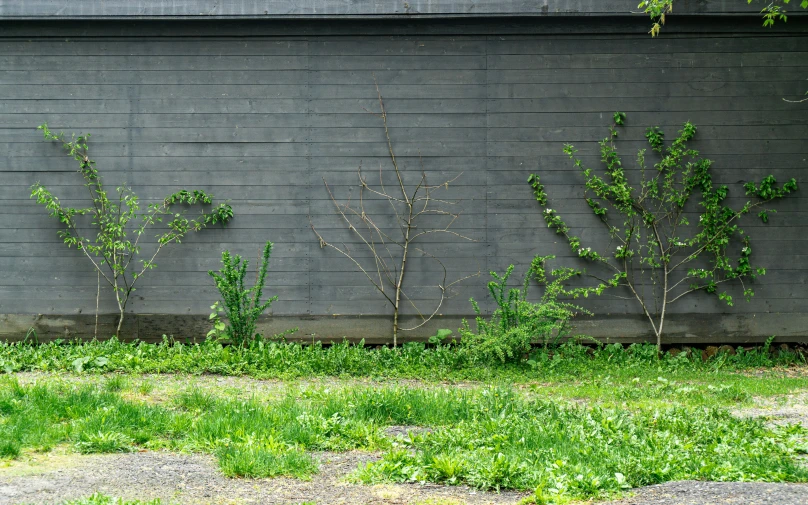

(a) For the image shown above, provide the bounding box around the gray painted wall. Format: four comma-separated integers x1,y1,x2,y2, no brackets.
0,18,806,343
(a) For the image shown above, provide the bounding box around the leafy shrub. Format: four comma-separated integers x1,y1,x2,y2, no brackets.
459,259,587,363
208,241,278,346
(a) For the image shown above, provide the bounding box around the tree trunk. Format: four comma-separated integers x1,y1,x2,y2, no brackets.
94,271,100,339
393,217,412,348
656,328,662,354
392,307,399,348
116,309,124,337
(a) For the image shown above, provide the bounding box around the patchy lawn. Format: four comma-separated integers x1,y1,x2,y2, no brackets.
0,365,806,505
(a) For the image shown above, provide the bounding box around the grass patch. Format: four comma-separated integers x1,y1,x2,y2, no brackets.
73,431,134,454
354,403,808,502
136,380,155,395
62,493,163,505
103,375,128,393
1,339,806,503
0,338,803,384
0,377,806,503
0,439,20,459
216,440,318,479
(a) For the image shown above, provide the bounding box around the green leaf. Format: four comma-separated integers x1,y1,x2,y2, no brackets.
72,357,90,373
435,329,453,339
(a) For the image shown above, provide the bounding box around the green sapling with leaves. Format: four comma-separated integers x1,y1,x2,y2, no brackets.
30,124,234,336
529,113,797,350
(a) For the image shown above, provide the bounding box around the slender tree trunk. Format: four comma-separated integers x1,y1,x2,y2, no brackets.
626,276,661,351
116,307,124,337
657,266,669,352
652,225,669,353
114,277,124,337
392,306,399,348
393,242,409,348
94,270,100,339
392,205,413,346
657,278,668,352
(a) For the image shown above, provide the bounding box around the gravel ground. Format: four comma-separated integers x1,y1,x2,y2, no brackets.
2,452,806,505
0,450,525,505
600,481,808,505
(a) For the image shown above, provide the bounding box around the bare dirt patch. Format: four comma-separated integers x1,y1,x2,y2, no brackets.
732,391,808,429
384,426,434,440
739,366,808,379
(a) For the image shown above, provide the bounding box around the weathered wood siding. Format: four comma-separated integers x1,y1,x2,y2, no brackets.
0,0,777,18
0,18,805,342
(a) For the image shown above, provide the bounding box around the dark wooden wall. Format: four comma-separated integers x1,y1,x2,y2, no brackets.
0,18,806,342
0,0,774,18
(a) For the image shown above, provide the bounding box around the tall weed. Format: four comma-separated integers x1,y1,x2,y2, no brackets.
459,263,585,363
208,241,277,346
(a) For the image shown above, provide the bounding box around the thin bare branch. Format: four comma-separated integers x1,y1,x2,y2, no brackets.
310,221,395,307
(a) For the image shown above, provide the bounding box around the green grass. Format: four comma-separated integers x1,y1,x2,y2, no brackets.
62,493,163,505
1,339,806,503
0,337,803,384
0,376,806,503
136,380,154,395
103,375,128,393
2,338,805,413
216,440,318,479
0,439,21,459
354,402,808,502
529,374,771,409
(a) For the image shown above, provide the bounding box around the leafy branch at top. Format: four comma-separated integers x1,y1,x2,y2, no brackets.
31,123,234,335
639,2,807,119
639,0,808,36
638,0,673,37
528,113,797,349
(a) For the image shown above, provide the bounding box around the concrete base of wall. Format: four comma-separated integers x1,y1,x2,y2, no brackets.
1,313,806,345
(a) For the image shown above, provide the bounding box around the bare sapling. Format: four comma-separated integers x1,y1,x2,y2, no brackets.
311,81,478,346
